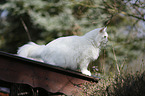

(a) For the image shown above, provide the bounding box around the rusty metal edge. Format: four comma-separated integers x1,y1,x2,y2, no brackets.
0,51,99,82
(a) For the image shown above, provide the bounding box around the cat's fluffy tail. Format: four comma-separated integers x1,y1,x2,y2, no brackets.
17,42,45,59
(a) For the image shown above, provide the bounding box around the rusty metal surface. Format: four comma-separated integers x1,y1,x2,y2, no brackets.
0,51,98,95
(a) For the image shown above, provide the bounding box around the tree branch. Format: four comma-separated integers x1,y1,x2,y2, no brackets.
127,14,145,21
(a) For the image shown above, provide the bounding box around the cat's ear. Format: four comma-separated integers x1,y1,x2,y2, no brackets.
100,27,107,33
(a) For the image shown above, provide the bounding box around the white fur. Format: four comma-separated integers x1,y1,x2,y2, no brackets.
17,27,108,76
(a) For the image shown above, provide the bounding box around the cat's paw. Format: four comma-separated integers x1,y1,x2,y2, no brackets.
81,69,91,76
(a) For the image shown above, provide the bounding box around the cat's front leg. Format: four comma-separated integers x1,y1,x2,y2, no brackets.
80,60,91,76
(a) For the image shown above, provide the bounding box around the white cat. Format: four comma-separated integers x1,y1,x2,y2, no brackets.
17,27,108,76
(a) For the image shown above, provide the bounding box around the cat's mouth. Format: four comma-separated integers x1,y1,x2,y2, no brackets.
100,38,108,47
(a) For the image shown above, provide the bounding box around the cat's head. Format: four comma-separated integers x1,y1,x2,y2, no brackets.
99,27,108,47
84,27,108,47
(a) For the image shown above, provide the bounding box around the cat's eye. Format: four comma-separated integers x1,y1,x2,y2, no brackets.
104,36,107,38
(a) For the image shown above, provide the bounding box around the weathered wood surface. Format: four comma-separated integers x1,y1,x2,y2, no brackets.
0,51,98,95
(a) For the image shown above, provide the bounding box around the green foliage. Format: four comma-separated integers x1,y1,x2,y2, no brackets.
0,0,106,53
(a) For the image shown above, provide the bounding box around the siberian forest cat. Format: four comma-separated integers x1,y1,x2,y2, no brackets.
17,27,108,76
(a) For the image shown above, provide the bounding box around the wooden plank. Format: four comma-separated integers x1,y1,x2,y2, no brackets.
0,51,98,95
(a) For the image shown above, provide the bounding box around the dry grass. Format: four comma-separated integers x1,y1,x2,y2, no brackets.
79,54,145,96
